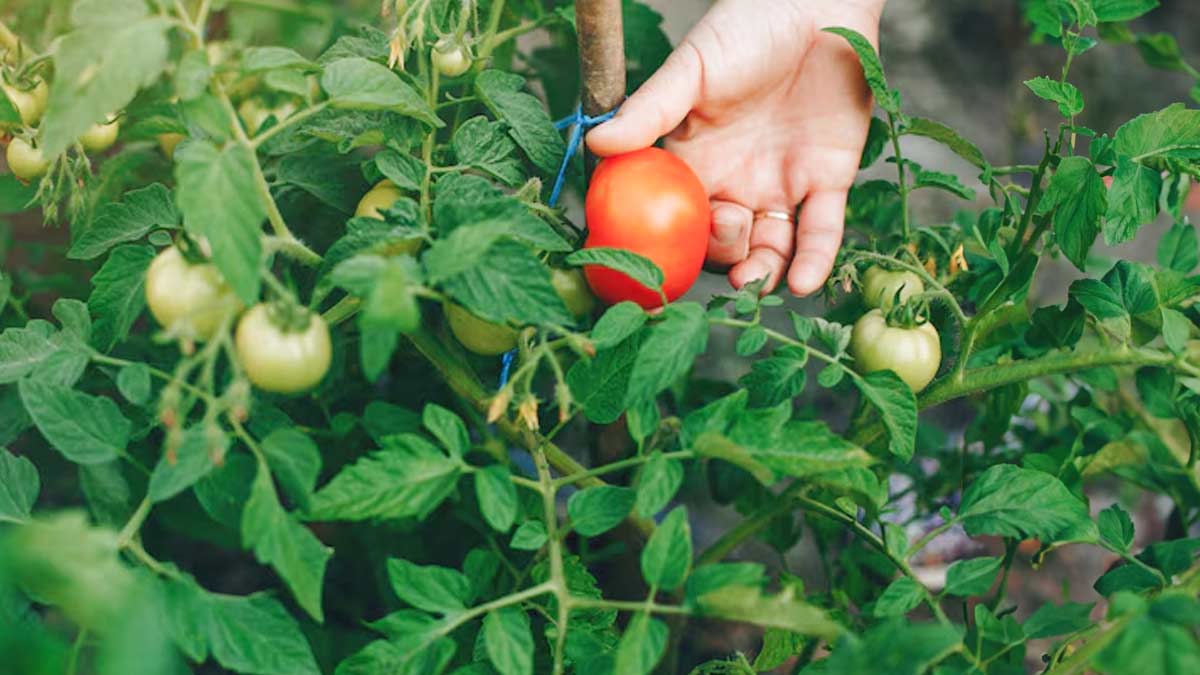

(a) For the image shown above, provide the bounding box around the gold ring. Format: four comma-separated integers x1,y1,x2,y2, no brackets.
755,210,794,223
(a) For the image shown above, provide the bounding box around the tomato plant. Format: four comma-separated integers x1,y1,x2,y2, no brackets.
583,147,710,308
2,2,1200,675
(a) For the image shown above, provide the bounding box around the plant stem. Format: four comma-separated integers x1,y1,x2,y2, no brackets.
250,101,329,149
887,112,911,241
116,497,153,548
568,596,691,616
407,328,657,539
66,629,88,675
550,450,693,488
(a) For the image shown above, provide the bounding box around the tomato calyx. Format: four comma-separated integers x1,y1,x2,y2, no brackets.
262,298,317,335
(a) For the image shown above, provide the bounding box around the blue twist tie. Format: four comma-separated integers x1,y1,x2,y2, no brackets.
547,103,619,208
498,348,517,388
497,102,619,390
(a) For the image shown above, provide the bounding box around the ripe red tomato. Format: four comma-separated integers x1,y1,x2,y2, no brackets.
583,147,710,308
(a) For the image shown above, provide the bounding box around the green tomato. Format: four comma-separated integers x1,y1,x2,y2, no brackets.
850,309,941,392
145,245,241,341
5,137,48,181
235,304,333,394
862,265,924,311
80,117,120,153
552,268,596,320
355,180,421,255
432,38,472,78
0,79,47,127
445,303,517,356
158,132,185,159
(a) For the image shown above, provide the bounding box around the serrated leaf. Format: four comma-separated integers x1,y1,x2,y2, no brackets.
958,464,1096,542
635,452,683,518
147,428,219,503
823,27,898,113
567,248,665,296
614,614,668,675
873,577,925,617
1038,156,1107,271
242,460,332,621
944,556,1002,597
321,58,440,126
175,142,265,304
1025,77,1084,117
568,486,635,537
475,70,566,175
475,465,518,532
484,607,533,675
386,558,472,614
641,507,692,590
18,379,130,465
1105,157,1161,245
854,371,917,460
68,184,179,260
0,448,38,523
1098,503,1136,553
87,245,156,352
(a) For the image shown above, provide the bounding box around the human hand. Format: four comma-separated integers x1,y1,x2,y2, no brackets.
587,0,885,296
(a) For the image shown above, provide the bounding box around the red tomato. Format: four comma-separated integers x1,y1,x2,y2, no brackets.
583,147,710,308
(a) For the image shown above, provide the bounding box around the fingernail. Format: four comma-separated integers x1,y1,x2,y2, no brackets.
712,205,745,243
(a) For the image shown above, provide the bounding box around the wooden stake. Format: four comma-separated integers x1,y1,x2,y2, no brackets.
575,0,626,117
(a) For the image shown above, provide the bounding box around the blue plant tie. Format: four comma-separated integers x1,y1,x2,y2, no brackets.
498,348,516,388
547,103,619,208
497,102,619,390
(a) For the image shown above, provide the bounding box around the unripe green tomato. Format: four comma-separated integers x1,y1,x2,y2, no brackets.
0,79,48,127
432,38,472,78
235,304,333,394
445,303,518,356
862,265,924,311
80,117,120,153
850,309,941,392
552,268,596,320
158,132,185,159
145,245,241,341
355,181,422,255
6,137,49,181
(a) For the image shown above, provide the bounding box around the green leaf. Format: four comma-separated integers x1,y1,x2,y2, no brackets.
510,521,547,550
0,448,38,523
386,558,472,613
1158,222,1198,273
1104,157,1161,245
854,371,918,460
242,460,332,621
635,452,683,518
0,323,58,384
568,486,636,537
1038,156,1107,271
451,116,524,186
422,404,468,460
626,303,708,405
822,27,899,113
160,578,320,675
614,614,668,675
860,116,890,168
1113,104,1200,162
739,346,808,407
567,331,642,424
590,302,647,349
1023,601,1095,638
902,117,987,168
321,58,439,126
175,141,265,304
1162,308,1191,354
1093,0,1160,22
754,628,806,671
1094,607,1200,675
641,507,692,590
68,184,179,260
18,379,130,464
944,556,1003,597
1024,77,1084,117
566,247,665,296
809,619,960,675
475,70,566,175
260,429,322,511
958,464,1096,542
147,428,219,503
1136,32,1189,71
443,240,573,327
115,363,151,405
475,465,518,532
307,434,462,521
484,607,533,675
873,577,925,617
39,3,170,156
87,245,156,352
335,637,455,675
1098,503,1136,553
1070,278,1126,320
695,585,843,642
242,46,315,72
684,563,766,607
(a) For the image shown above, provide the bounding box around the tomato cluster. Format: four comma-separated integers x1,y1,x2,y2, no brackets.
850,265,941,392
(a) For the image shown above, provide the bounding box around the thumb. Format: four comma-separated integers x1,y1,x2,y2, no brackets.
586,43,702,157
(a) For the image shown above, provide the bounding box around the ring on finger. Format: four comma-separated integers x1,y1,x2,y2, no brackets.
754,209,795,224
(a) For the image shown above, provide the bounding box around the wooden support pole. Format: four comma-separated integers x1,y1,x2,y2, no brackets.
575,0,626,117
